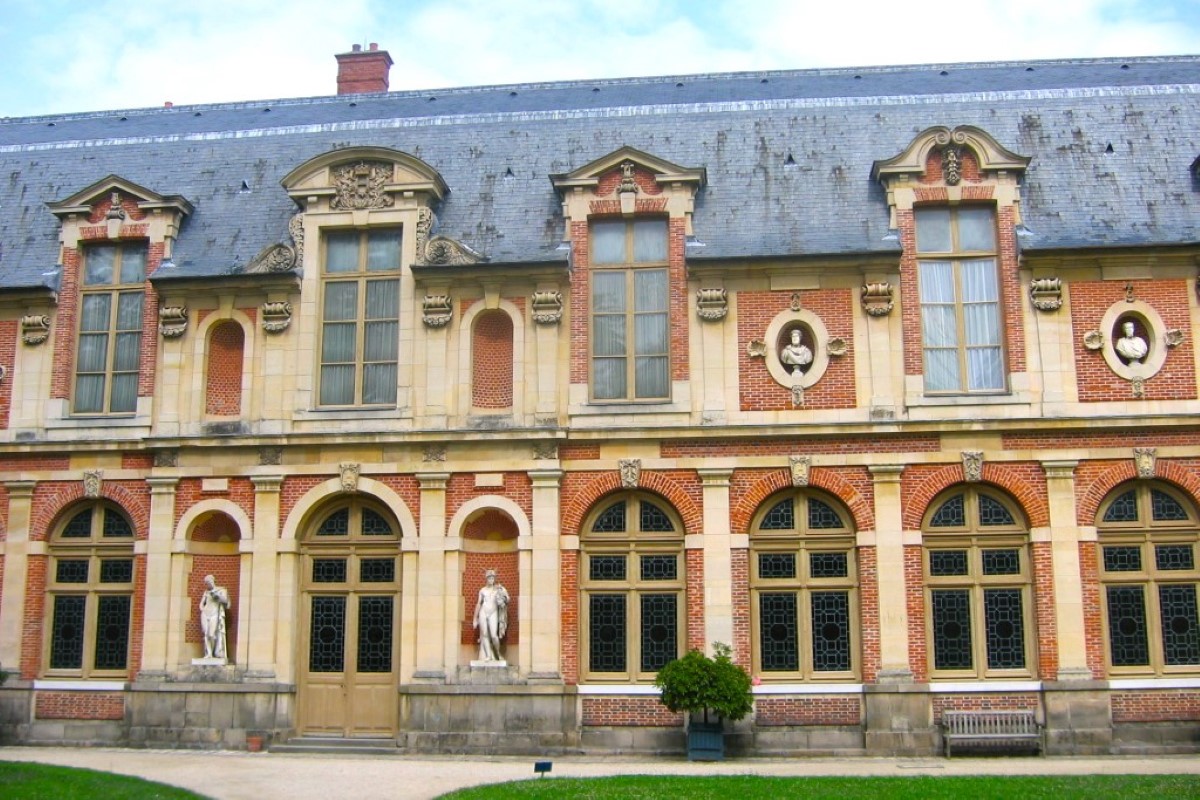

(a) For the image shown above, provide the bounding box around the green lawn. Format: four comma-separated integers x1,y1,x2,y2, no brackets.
437,774,1200,800
0,760,207,800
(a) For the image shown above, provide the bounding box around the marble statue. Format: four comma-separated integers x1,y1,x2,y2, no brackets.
1115,320,1148,363
472,569,510,663
199,574,230,662
780,328,812,375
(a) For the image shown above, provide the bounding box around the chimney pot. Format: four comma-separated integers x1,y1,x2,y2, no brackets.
164,101,173,108
335,43,393,95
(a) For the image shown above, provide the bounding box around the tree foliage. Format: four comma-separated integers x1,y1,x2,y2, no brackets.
654,642,753,724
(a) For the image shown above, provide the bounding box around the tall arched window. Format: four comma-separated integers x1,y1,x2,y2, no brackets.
580,492,684,681
1097,482,1200,675
750,490,858,680
45,503,136,676
923,486,1032,678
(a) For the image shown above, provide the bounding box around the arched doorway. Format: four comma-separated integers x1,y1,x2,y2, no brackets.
298,499,402,737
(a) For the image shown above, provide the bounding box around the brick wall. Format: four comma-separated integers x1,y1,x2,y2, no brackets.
686,548,705,651
471,310,514,409
1112,691,1200,722
174,478,255,529
731,548,750,671
0,319,16,429
1031,541,1058,679
560,470,702,538
19,556,46,679
1070,280,1196,402
931,693,1039,722
446,473,532,524
858,546,881,683
30,481,151,542
581,696,682,726
662,435,939,458
561,549,578,683
1079,541,1105,678
736,289,856,411
205,321,244,416
35,691,125,720
460,550,520,646
755,696,862,726
905,545,927,681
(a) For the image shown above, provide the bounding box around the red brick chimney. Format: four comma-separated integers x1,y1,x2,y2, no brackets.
335,43,393,95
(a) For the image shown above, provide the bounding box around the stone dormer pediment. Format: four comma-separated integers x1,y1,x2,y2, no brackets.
871,126,1030,187
47,174,194,222
550,146,705,196
550,146,705,229
282,146,449,212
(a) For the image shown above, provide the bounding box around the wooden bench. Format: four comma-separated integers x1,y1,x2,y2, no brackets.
941,710,1045,757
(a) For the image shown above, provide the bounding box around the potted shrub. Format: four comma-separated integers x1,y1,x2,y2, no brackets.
654,642,753,761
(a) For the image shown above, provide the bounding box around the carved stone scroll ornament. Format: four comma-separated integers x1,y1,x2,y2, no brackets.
826,337,849,357
1134,447,1157,479
619,459,641,489
1083,330,1105,351
83,470,103,499
422,295,453,328
962,450,984,482
1165,329,1185,348
531,291,563,325
789,455,811,487
158,306,188,338
696,288,728,321
747,340,767,359
423,236,484,266
791,384,804,408
339,462,361,493
415,207,435,261
861,282,894,317
330,161,395,210
21,314,51,345
246,212,305,274
618,160,639,195
1030,278,1063,312
261,301,293,333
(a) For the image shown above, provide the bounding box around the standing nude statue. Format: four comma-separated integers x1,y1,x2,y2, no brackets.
199,574,230,661
472,569,510,663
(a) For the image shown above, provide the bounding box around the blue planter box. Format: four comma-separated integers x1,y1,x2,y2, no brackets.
687,722,724,761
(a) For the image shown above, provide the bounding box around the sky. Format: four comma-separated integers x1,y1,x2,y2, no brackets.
1,0,1197,118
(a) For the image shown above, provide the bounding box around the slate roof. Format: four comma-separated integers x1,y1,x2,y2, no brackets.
1,56,1197,289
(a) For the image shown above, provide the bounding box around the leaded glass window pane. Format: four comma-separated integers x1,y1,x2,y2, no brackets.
56,560,89,584
360,508,392,536
317,509,349,536
811,590,851,672
1106,586,1149,666
312,558,348,583
978,494,1015,526
49,595,86,669
930,550,968,577
589,555,626,581
759,592,798,672
1103,546,1142,572
360,558,395,583
759,499,794,530
61,509,92,538
1155,545,1194,572
930,494,966,528
1151,489,1189,522
640,593,677,672
640,555,677,581
809,552,849,579
1103,490,1138,523
102,510,133,538
94,595,131,670
982,549,1020,576
1159,585,1200,666
932,589,973,670
99,559,133,584
589,594,625,672
356,596,394,673
639,501,674,532
591,502,626,533
758,553,796,579
808,498,844,529
309,596,346,673
983,588,1026,669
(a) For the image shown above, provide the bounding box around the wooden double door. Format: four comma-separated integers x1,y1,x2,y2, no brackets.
299,551,400,737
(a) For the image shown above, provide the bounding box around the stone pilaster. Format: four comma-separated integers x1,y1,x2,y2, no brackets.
140,478,178,675
526,470,563,679
247,476,281,679
0,481,36,672
415,472,450,680
698,468,734,651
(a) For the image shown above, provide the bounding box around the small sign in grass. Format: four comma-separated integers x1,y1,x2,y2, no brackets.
436,774,1198,800
0,761,207,799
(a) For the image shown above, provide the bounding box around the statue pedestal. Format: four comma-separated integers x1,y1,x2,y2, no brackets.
469,659,508,669
459,663,518,685
191,657,228,667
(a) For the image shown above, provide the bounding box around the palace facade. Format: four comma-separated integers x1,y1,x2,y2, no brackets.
0,47,1198,755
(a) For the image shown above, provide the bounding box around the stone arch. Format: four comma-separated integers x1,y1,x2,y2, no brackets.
175,498,253,542
447,495,531,541
903,463,1048,530
1077,460,1200,526
561,471,702,537
280,476,417,541
35,482,149,541
732,468,872,535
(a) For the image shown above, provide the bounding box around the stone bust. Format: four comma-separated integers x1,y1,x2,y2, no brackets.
1115,319,1148,363
780,328,813,375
